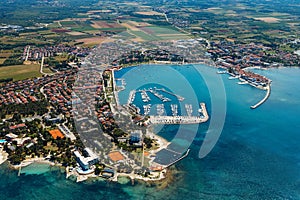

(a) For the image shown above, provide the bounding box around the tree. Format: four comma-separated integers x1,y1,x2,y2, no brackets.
95,167,101,175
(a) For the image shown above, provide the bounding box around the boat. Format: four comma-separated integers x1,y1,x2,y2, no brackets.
141,90,151,103
185,104,193,116
228,76,239,80
217,70,227,74
156,104,165,116
171,104,178,116
237,81,248,85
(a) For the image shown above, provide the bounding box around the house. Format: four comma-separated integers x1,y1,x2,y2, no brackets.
9,123,27,132
5,133,18,141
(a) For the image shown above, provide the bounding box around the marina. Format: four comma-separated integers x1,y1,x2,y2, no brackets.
149,103,209,124
127,90,136,105
185,104,193,117
143,104,151,115
140,90,151,103
149,88,171,102
171,104,178,116
156,104,165,116
127,87,185,106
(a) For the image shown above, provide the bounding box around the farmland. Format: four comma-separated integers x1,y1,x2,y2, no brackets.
0,64,42,81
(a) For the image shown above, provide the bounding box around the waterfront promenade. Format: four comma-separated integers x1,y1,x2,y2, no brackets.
149,103,209,124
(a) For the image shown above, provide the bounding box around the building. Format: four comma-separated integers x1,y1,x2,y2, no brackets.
45,115,63,125
129,130,142,146
74,148,99,171
9,123,27,132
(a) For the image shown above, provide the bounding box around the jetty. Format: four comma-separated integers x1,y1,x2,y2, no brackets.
165,149,190,168
18,166,22,176
156,88,185,102
251,83,271,109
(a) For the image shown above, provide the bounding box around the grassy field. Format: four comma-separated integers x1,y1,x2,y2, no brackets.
130,30,161,41
0,64,42,81
144,26,183,34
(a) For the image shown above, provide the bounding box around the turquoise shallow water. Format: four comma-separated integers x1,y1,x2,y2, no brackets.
20,162,52,175
1,65,300,199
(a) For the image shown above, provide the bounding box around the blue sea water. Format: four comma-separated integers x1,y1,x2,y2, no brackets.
1,65,300,199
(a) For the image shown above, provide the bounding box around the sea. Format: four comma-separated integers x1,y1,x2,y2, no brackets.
1,64,300,200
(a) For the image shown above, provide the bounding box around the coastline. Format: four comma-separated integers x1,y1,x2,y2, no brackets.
250,82,271,109
0,147,8,166
9,157,59,173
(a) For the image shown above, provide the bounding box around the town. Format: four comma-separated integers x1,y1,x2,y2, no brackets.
1,0,300,184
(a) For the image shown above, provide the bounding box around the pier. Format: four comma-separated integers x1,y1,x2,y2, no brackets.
127,90,136,105
129,88,184,104
171,104,178,116
156,104,165,116
250,83,271,109
18,166,22,176
165,149,190,168
156,88,185,101
140,90,151,102
149,89,171,102
149,103,209,124
185,104,193,116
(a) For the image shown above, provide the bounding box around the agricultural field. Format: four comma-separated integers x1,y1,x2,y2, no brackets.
118,19,189,41
57,20,97,32
129,31,161,41
0,64,42,81
135,11,164,16
91,20,123,29
75,37,107,47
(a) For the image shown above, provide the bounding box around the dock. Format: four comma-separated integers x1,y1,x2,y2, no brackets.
140,90,151,102
149,103,209,124
156,88,185,102
149,89,171,102
18,166,22,176
171,104,178,116
165,149,190,168
251,83,271,109
156,104,165,116
127,90,136,105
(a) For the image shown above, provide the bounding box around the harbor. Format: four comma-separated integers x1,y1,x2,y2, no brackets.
132,88,184,103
